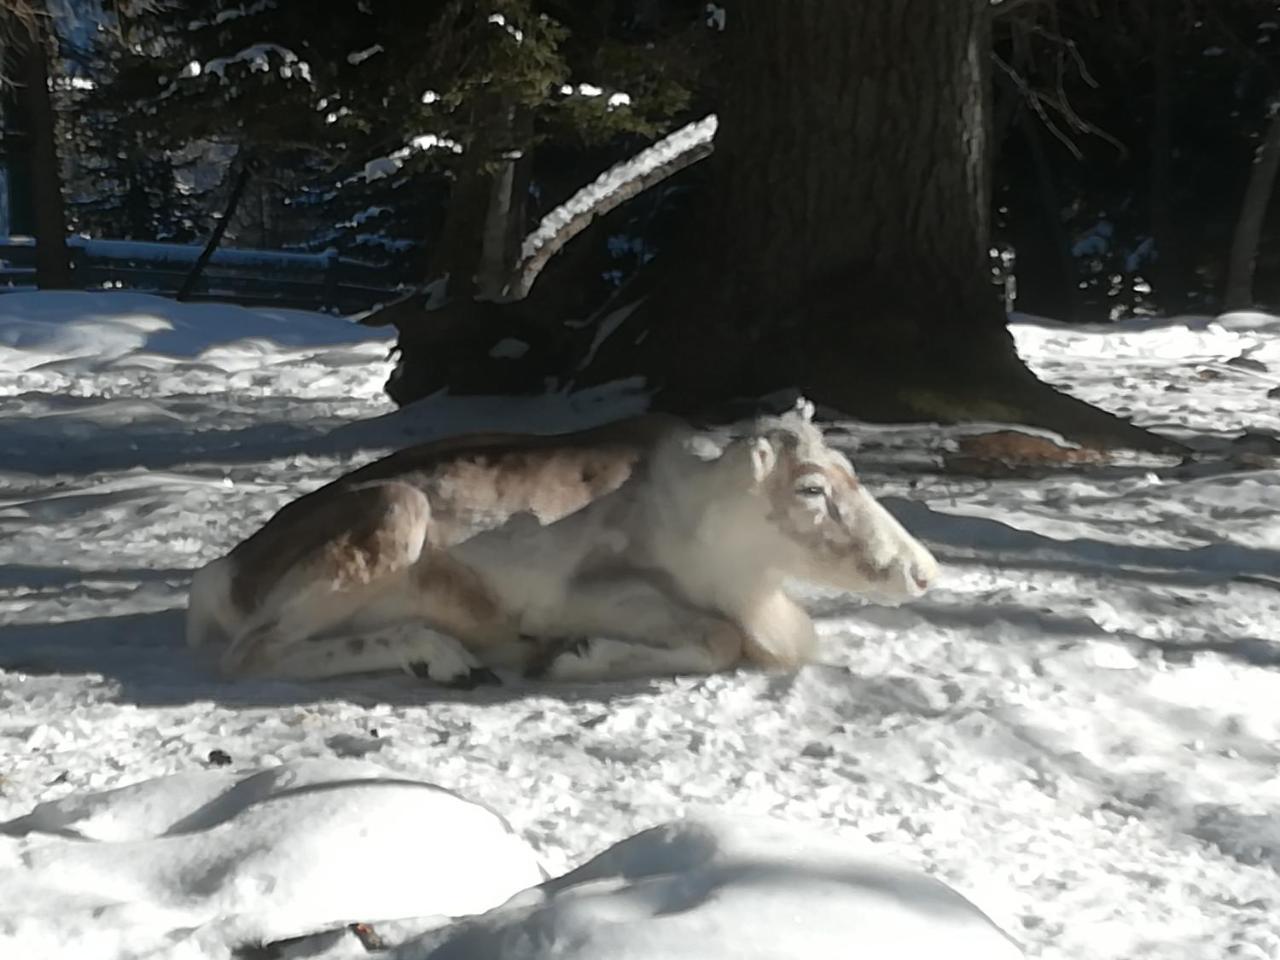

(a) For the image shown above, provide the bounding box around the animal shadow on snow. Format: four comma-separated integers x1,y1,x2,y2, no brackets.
0,603,664,709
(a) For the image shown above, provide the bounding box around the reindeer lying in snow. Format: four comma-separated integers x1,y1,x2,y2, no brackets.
186,400,939,684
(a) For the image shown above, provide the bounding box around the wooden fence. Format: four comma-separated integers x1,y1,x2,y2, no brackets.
0,237,404,314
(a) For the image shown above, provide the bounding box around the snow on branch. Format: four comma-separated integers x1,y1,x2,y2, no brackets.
202,43,312,83
507,114,718,301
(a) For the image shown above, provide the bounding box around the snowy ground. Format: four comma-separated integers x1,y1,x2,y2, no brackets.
1,291,1278,958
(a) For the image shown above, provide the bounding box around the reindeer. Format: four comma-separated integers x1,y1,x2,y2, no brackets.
186,400,939,684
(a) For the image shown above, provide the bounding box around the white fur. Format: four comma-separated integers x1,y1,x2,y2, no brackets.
186,557,235,649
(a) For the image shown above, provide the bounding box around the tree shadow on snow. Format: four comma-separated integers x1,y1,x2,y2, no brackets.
878,497,1280,668
0,564,194,590
886,497,1280,580
911,598,1280,669
1004,716,1280,874
0,419,343,476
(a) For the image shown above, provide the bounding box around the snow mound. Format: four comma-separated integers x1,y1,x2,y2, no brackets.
0,291,389,370
0,292,396,441
0,759,545,959
404,816,1024,960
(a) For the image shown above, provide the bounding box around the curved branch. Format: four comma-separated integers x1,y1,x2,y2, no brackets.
506,114,718,301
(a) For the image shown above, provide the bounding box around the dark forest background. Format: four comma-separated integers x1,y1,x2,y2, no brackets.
1,1,1277,447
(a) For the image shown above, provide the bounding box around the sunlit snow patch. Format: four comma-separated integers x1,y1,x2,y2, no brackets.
0,759,545,957
405,815,1024,959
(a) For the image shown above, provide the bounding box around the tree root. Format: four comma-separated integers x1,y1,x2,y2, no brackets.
889,379,1187,455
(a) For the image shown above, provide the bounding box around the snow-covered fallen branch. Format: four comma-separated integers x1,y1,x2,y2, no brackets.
506,114,718,301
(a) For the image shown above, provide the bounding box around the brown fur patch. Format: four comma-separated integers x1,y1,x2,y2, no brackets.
422,446,640,546
410,549,511,645
241,415,671,561
222,416,675,624
342,413,674,490
230,482,429,613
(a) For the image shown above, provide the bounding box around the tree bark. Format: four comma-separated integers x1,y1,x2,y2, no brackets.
8,11,73,289
713,2,995,321
1224,105,1280,311
602,2,1007,403
588,0,1176,451
1149,0,1183,312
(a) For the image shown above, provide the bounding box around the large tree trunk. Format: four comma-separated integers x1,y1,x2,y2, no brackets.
1224,105,1280,311
605,1,1004,401
586,0,1172,450
389,0,1179,453
712,4,995,322
6,8,73,289
592,0,1170,451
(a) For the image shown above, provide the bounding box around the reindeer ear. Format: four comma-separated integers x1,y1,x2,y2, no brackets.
747,436,777,484
721,435,778,486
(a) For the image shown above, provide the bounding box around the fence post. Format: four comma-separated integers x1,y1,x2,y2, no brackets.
322,248,339,311
69,241,87,287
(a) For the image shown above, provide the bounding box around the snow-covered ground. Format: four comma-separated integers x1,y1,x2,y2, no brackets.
1,291,1278,959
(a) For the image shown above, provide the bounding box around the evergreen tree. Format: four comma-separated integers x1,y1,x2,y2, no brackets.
79,0,703,281
60,4,204,242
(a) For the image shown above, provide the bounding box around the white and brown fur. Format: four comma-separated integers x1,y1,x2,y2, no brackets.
186,399,939,683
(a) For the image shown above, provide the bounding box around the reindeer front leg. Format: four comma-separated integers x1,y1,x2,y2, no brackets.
528,574,747,681
532,578,821,681
736,589,820,669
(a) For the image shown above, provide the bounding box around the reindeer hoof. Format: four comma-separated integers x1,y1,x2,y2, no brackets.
409,660,502,689
522,635,590,679
447,667,502,690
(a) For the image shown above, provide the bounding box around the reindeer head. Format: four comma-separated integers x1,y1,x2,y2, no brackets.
719,399,939,601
